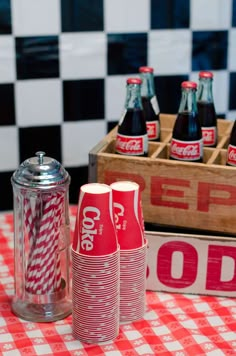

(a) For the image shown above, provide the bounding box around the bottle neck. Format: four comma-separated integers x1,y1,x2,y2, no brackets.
125,83,143,110
178,88,198,113
140,72,155,98
197,78,214,103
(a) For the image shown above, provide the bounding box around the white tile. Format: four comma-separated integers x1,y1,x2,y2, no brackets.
64,341,84,351
164,341,183,352
191,0,232,30
0,36,15,83
194,302,211,312
149,30,191,75
15,79,62,127
206,351,225,356
62,121,106,166
135,345,154,355
60,33,106,79
33,345,52,355
192,334,211,343
190,70,228,114
104,0,149,33
0,333,14,342
0,316,6,326
26,330,44,338
123,330,143,340
152,325,170,336
226,111,236,120
105,75,132,122
0,127,18,171
228,29,236,71
3,350,21,356
55,324,72,335
206,316,224,326
12,0,60,36
220,331,236,341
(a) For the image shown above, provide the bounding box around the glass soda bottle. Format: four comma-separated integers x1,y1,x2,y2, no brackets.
226,120,236,166
170,81,203,163
115,77,148,157
139,66,160,141
197,71,217,147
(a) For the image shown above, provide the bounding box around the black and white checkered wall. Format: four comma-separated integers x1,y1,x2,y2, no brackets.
0,0,236,210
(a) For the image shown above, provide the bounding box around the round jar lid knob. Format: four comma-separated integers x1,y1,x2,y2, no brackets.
35,151,46,165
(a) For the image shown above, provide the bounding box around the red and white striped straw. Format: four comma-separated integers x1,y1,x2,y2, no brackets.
25,191,64,295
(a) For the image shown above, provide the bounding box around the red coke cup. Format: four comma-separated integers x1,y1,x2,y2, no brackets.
110,181,144,249
73,183,118,255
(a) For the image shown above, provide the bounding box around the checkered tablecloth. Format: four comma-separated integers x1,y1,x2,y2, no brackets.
0,207,236,356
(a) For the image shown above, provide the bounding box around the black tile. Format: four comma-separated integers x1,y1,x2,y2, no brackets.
65,166,88,204
192,31,228,71
217,113,226,119
63,79,104,121
19,126,61,164
61,0,104,32
0,84,15,125
154,75,189,114
0,0,11,34
107,121,118,133
0,171,14,211
107,33,147,75
151,0,190,29
229,73,236,110
15,36,59,80
233,0,236,26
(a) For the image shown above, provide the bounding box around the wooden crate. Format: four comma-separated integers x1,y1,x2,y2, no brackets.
145,229,236,297
89,114,236,235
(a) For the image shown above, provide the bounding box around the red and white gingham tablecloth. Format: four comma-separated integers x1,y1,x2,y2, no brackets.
0,206,236,356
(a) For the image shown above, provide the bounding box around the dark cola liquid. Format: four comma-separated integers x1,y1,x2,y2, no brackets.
142,97,160,141
197,101,217,127
171,111,203,162
117,108,148,157
118,108,147,136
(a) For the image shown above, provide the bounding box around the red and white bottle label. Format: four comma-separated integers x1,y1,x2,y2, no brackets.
227,144,236,166
202,126,217,146
146,120,160,140
115,133,148,155
170,138,203,161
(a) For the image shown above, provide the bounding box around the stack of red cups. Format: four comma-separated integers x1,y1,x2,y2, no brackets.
110,181,147,322
72,183,119,343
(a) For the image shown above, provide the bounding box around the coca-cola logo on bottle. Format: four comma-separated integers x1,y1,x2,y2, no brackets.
116,134,144,155
227,145,236,165
80,206,100,251
170,139,202,160
146,121,159,140
202,127,216,146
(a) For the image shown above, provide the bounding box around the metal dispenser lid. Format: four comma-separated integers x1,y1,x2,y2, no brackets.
11,151,70,188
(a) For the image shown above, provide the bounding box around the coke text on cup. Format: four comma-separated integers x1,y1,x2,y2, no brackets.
73,183,118,256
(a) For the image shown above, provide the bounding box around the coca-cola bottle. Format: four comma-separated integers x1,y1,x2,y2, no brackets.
115,78,148,157
139,66,160,141
170,81,203,163
226,120,236,166
197,71,217,147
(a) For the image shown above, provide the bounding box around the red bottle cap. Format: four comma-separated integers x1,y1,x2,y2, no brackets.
139,66,154,73
127,78,142,85
199,71,213,79
181,81,197,89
